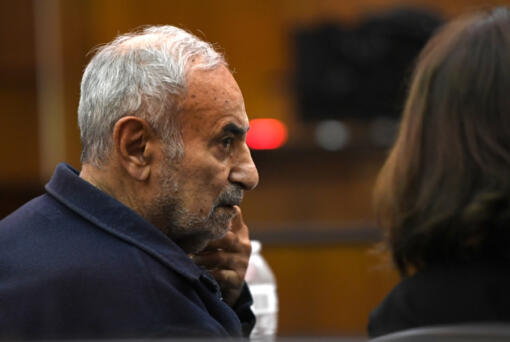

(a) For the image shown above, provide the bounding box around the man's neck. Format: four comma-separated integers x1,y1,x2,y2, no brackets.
80,163,141,214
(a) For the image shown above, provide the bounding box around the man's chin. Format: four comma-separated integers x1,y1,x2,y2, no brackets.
171,222,231,254
166,207,234,254
215,204,237,216
173,233,212,254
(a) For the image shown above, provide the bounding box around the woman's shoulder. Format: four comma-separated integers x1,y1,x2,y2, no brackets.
368,261,510,338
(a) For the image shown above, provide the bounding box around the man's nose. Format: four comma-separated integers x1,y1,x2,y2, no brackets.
229,144,259,191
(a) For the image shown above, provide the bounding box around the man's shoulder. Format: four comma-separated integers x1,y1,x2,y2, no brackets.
0,193,63,229
0,192,103,245
0,191,191,284
0,192,134,271
0,192,188,299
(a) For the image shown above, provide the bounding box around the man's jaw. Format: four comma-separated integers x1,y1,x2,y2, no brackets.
170,205,235,254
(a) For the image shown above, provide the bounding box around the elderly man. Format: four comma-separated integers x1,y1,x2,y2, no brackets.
0,26,259,339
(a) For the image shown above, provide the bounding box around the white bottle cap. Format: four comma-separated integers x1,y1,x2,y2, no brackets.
251,240,261,254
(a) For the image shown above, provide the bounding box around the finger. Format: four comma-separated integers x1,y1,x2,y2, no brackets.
195,244,224,255
229,206,242,231
231,206,250,243
204,233,251,254
192,252,232,270
192,251,249,272
197,206,249,253
208,269,244,290
210,206,248,247
201,231,238,252
229,206,245,233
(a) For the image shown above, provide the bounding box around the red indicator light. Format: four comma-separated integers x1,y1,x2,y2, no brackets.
247,118,288,150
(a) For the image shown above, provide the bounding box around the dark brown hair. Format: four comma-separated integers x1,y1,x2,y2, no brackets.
374,7,510,276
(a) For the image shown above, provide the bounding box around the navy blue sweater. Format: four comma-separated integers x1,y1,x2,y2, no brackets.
0,163,254,339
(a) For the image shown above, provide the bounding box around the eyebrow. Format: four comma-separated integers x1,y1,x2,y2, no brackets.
221,123,248,137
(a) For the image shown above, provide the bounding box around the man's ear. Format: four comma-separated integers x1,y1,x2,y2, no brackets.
112,116,155,181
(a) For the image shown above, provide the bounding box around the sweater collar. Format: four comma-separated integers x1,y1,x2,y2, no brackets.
45,162,205,282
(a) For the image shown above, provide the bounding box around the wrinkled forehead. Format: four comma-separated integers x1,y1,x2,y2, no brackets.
179,65,248,127
185,65,242,100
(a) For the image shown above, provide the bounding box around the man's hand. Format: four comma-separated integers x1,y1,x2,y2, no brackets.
192,206,251,307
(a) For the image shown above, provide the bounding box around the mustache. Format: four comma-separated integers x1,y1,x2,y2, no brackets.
215,185,243,207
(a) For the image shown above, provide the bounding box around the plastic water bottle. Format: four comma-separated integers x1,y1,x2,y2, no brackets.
245,240,278,341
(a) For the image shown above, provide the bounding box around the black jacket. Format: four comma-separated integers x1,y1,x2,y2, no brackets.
368,261,510,338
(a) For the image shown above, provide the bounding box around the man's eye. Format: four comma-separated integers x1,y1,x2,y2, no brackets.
221,137,233,149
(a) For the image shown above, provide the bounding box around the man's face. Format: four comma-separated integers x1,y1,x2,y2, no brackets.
152,65,259,253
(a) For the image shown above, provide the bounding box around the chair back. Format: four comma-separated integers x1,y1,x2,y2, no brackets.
369,323,510,342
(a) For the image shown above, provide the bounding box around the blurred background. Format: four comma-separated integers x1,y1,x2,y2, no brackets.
1,0,508,338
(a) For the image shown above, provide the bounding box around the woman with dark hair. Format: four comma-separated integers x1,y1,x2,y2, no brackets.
368,7,510,338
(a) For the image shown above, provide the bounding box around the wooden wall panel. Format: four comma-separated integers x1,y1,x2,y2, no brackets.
244,149,386,225
55,0,510,172
262,243,399,336
51,0,510,226
2,0,509,178
0,0,38,182
0,89,39,182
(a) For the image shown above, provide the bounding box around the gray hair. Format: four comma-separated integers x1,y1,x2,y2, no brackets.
78,25,226,167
